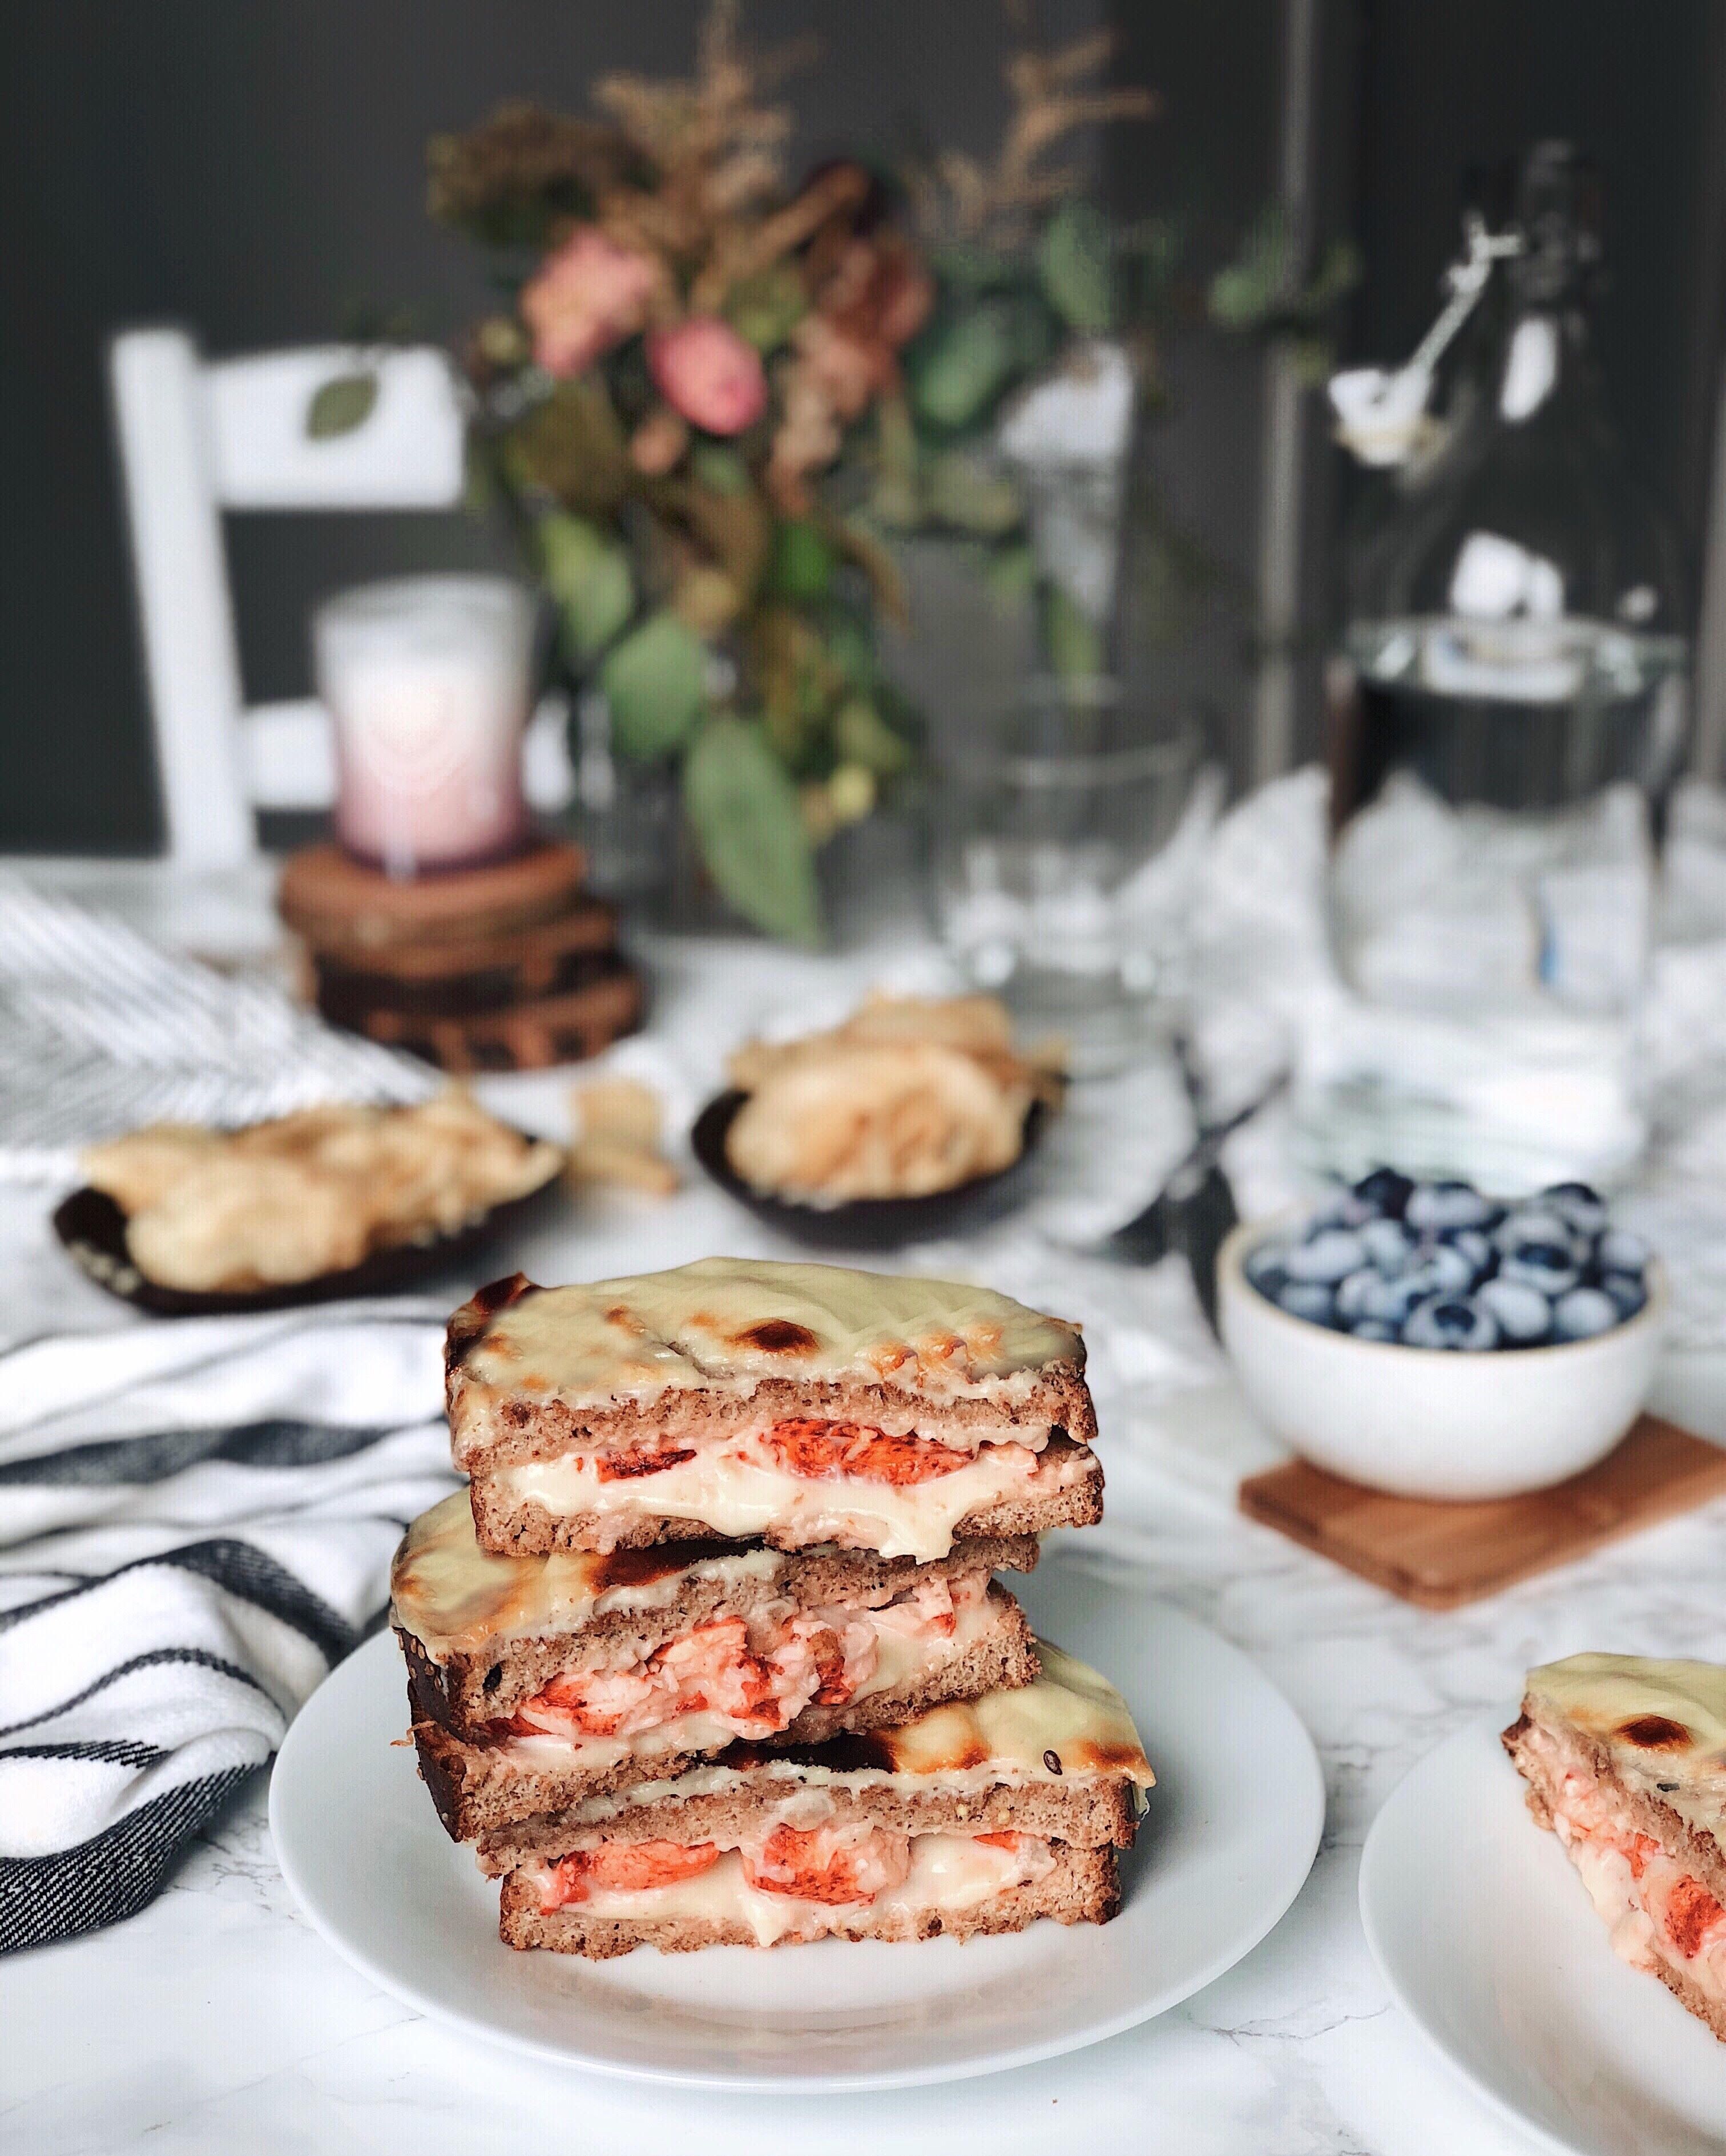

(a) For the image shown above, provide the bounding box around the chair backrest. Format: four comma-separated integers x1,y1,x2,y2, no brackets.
108,329,468,867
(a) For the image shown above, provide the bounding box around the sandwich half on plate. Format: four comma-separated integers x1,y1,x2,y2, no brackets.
446,1258,1103,1562
396,1489,1041,1824
476,1640,1156,1955
1505,1653,1726,2038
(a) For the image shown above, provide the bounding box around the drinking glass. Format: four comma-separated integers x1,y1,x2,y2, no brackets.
928,680,1201,1075
314,575,538,877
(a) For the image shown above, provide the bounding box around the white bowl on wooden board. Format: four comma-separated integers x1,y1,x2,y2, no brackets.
1217,1219,1668,1501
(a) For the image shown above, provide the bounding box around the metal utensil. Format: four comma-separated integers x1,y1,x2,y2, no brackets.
1096,1037,1288,1333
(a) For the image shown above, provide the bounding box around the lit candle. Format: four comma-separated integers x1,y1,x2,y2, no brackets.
314,576,537,877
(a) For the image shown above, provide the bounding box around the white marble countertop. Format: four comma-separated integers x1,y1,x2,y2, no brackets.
4,849,1726,2155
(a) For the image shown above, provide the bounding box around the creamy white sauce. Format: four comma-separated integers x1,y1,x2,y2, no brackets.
490,1435,1082,1562
531,1832,1054,1947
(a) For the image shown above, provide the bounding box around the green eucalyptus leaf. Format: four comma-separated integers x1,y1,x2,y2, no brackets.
725,264,808,352
833,695,912,778
767,519,837,604
689,442,752,498
600,611,708,761
537,512,634,661
1038,199,1114,334
306,371,380,439
910,304,1017,431
684,715,823,946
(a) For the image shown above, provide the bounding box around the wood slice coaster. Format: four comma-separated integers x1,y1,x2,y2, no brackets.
1238,1415,1726,1609
311,902,619,1022
279,841,588,956
344,964,644,1073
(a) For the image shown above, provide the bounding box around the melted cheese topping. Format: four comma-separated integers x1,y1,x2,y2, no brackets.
566,1638,1155,1821
498,1581,999,1779
1528,1654,1726,1848
489,1434,1080,1562
390,1490,783,1658
526,1831,1054,1947
456,1257,1081,1410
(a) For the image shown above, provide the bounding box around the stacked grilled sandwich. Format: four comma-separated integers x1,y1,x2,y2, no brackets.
392,1256,1154,1957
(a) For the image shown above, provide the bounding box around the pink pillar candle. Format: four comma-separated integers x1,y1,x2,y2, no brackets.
314,576,537,877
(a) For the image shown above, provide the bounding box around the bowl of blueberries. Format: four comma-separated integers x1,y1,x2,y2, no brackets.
1217,1170,1666,1500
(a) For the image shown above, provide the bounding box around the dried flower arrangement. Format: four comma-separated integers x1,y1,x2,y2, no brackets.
429,2,1160,942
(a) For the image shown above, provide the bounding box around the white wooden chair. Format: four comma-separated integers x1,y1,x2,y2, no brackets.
109,327,571,869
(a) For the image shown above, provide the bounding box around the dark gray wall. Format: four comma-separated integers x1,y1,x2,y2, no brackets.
3,1,1721,850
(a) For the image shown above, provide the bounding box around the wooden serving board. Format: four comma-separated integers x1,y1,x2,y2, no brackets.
1239,1415,1726,1609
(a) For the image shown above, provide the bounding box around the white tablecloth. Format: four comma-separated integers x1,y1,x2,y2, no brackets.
5,792,1726,2155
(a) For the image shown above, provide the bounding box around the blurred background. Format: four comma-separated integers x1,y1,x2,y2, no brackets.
8,0,1725,855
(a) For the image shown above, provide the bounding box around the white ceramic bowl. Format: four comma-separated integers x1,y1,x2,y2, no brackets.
1217,1218,1668,1500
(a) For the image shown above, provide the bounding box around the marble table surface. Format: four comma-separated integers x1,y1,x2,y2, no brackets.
3,861,1725,2156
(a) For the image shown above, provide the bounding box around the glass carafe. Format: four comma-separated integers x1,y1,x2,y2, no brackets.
1303,143,1689,1192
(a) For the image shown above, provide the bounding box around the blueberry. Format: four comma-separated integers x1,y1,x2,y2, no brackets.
1245,1242,1291,1287
1598,1228,1650,1274
1353,1168,1414,1219
1542,1181,1608,1237
1405,1242,1477,1298
1600,1271,1647,1319
1499,1244,1581,1296
1552,1286,1618,1341
1445,1228,1494,1279
1335,1269,1382,1322
1286,1229,1368,1284
1402,1297,1501,1351
1476,1277,1552,1343
1405,1180,1495,1232
1360,1219,1414,1274
1278,1282,1337,1327
1350,1320,1399,1342
1360,1273,1426,1325
1497,1208,1576,1256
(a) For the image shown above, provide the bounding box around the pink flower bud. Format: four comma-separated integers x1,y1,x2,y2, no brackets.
648,317,769,437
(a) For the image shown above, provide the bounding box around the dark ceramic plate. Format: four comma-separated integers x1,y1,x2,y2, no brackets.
690,1089,1048,1253
53,1154,566,1319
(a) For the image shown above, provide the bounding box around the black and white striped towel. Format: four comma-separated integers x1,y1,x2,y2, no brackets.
0,875,432,1183
0,1303,457,1953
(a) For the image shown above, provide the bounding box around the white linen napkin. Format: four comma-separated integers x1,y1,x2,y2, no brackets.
0,875,431,1184
0,1304,455,1952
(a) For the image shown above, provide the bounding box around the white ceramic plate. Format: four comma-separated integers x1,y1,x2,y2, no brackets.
271,1559,1324,2093
1361,1718,1726,2156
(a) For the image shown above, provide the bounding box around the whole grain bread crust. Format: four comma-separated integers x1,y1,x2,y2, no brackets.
449,1362,1099,1471
412,1600,1039,1839
1503,1703,1726,1910
497,1840,1120,1955
479,1770,1139,1874
466,1438,1103,1558
400,1533,1040,1734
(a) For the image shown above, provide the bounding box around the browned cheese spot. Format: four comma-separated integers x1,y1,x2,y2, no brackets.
1069,1738,1146,1773
603,1304,647,1334
1616,1714,1694,1751
592,1543,736,1592
732,1319,821,1355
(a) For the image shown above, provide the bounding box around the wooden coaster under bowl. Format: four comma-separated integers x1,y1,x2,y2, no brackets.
1239,1415,1726,1609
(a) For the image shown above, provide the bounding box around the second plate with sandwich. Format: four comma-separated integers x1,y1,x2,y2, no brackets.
271,1559,1324,2091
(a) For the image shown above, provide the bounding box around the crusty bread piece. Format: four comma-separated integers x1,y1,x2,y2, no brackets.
479,1764,1140,1875
400,1532,1039,1734
466,1435,1103,1559
444,1266,1100,1472
413,1592,1041,1839
451,1364,1100,1472
497,1839,1120,1956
